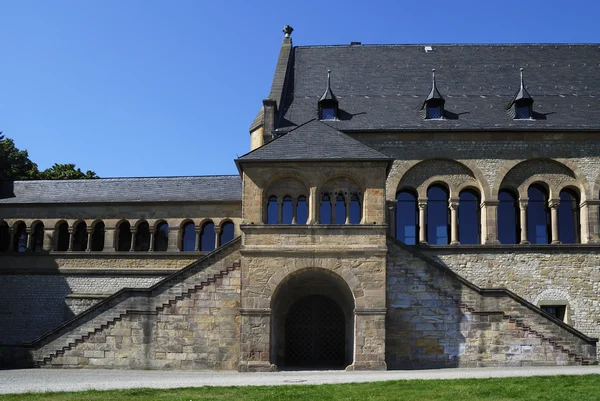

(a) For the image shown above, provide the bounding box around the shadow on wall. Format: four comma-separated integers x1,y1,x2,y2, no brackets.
0,249,74,368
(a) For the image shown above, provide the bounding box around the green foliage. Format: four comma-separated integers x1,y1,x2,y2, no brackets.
0,133,98,180
1,375,600,401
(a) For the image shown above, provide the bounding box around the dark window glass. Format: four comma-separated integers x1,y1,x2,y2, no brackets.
56,222,70,251
117,221,132,251
335,194,346,224
515,104,531,119
541,305,566,321
134,222,150,251
320,194,332,224
154,222,168,252
267,196,279,224
181,222,196,252
31,223,44,252
458,190,480,244
320,108,335,120
220,222,235,245
527,185,550,244
426,105,442,119
72,222,88,252
282,196,293,224
396,190,418,245
498,190,519,244
296,196,308,224
14,223,27,252
0,223,10,252
558,190,579,244
427,185,449,244
91,222,105,251
200,222,216,252
350,194,361,224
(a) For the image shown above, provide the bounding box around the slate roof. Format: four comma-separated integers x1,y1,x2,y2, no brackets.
237,119,392,162
279,44,600,131
0,175,242,204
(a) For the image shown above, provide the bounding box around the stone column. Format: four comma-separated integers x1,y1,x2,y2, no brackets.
148,228,155,252
103,227,116,252
194,226,201,252
25,228,32,251
277,198,283,224
86,227,93,252
549,199,561,244
345,197,351,224
214,226,222,248
239,309,272,372
308,187,317,224
167,225,179,252
482,201,500,244
449,199,459,245
129,228,137,252
8,227,15,253
580,201,595,244
42,227,54,251
67,228,74,251
331,195,337,224
351,309,387,371
418,199,427,244
519,199,529,244
387,200,397,237
291,198,297,224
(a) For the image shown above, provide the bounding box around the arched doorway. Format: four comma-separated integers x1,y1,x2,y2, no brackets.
271,268,354,370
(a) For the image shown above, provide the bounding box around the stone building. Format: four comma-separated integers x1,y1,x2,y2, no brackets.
1,27,599,370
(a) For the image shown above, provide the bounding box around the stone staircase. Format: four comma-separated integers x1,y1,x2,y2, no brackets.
387,237,597,367
24,237,241,368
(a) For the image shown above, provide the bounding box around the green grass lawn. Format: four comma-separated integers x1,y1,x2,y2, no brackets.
1,375,600,401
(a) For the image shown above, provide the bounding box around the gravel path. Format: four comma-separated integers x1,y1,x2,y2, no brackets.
1,366,599,394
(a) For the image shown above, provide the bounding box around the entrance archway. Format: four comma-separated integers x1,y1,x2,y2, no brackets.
270,268,354,370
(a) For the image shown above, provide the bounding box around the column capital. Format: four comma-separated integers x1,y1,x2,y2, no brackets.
68,227,74,234
25,227,32,234
548,198,561,209
481,200,500,207
418,201,427,210
86,227,93,234
519,199,529,210
448,201,459,210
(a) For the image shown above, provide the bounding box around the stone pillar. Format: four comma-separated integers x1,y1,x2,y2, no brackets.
549,199,561,244
214,226,222,248
350,309,387,371
67,228,74,251
449,199,459,245
42,227,54,251
519,199,529,244
331,195,337,224
277,198,283,224
418,199,427,244
148,228,155,252
167,225,179,252
345,197,351,225
291,198,297,224
8,228,15,253
25,228,32,251
194,227,201,252
239,309,272,372
482,201,500,244
86,227,93,252
104,227,116,252
387,200,397,237
129,228,137,252
308,187,317,224
580,201,595,244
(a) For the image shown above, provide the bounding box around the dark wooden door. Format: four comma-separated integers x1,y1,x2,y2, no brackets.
284,295,345,368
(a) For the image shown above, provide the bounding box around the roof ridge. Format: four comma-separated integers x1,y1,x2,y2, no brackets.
9,175,241,183
295,43,600,49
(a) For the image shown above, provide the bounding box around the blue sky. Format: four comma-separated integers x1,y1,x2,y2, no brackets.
2,0,599,177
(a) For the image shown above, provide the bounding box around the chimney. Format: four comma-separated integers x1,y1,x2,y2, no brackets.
262,99,277,144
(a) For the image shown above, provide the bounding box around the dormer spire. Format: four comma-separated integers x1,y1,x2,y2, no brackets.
508,67,534,119
423,69,445,119
318,69,338,120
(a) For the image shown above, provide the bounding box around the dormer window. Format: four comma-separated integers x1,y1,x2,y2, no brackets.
318,69,338,120
422,69,445,120
508,68,535,120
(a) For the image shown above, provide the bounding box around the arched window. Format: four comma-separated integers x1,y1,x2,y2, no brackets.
31,223,44,252
72,222,88,251
0,222,9,252
320,194,332,224
527,185,550,244
56,222,69,251
220,221,235,245
458,189,480,244
181,222,196,252
335,194,346,224
134,222,150,251
267,196,279,224
282,196,293,224
200,222,216,252
498,190,519,244
296,196,308,224
14,222,27,253
396,190,418,245
154,222,168,252
117,221,132,251
350,194,361,224
558,189,580,244
91,222,105,251
427,185,449,245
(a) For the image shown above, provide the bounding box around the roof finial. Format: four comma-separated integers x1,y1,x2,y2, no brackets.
520,67,525,88
283,25,294,38
327,69,332,90
432,68,436,87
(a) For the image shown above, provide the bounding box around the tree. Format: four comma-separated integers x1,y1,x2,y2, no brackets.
0,133,98,180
